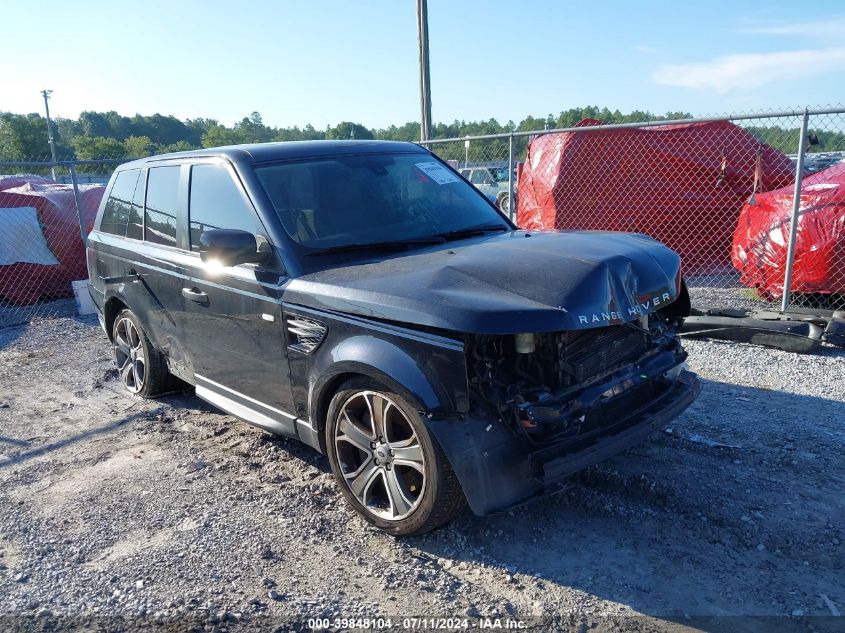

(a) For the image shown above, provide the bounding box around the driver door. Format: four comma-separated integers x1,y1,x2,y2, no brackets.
180,160,296,435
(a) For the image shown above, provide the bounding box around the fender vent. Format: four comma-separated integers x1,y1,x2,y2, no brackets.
286,315,327,354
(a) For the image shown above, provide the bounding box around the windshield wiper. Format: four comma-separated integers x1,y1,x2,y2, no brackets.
434,223,510,241
305,236,446,256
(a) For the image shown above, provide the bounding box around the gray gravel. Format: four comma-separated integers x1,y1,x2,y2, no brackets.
0,317,843,632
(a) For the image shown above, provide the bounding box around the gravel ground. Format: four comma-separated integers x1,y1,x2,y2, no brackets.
0,317,843,632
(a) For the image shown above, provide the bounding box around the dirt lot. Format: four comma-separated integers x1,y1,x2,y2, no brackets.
0,316,843,632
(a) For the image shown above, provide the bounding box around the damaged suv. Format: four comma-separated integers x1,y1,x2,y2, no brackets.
87,141,700,536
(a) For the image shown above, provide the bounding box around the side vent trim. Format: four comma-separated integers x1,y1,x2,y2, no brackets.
286,315,327,354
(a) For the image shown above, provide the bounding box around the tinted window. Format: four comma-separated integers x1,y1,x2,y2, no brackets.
100,170,140,236
126,170,145,240
255,154,507,250
145,166,180,246
470,169,493,185
189,164,260,251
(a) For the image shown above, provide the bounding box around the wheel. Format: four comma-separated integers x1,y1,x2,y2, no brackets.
325,378,466,536
112,309,170,398
497,192,511,215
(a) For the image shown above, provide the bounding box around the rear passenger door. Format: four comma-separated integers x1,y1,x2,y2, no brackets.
180,161,296,435
90,164,192,375
136,164,192,373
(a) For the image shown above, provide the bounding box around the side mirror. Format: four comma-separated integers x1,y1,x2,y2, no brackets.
199,229,269,267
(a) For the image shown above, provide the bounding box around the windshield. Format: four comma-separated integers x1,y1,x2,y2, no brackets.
254,153,510,250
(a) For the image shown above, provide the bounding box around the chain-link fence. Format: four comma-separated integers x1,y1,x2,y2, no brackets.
2,107,844,328
0,158,130,327
424,107,845,315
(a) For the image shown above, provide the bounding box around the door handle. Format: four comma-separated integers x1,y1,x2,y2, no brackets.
182,287,209,304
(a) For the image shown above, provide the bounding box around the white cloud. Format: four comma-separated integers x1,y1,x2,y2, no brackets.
652,47,845,92
738,18,845,38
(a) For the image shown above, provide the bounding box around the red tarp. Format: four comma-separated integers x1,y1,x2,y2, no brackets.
516,119,795,274
0,177,104,305
732,162,845,299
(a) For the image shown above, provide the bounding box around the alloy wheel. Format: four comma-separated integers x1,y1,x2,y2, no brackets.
114,317,146,394
333,391,426,521
498,193,510,215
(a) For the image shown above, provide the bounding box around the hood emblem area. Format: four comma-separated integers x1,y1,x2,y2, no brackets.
286,315,327,354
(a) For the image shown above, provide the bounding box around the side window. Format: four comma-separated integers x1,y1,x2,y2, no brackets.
189,164,261,251
470,170,492,185
99,169,140,236
144,166,180,247
126,170,145,240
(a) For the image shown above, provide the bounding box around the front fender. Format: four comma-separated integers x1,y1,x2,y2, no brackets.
283,306,470,446
309,334,468,420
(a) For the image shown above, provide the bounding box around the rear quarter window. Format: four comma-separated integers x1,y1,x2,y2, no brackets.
99,169,140,236
126,170,145,240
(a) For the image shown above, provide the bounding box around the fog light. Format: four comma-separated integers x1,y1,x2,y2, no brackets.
515,332,535,354
663,362,689,380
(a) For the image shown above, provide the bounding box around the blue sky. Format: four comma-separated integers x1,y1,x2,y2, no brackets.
2,0,844,128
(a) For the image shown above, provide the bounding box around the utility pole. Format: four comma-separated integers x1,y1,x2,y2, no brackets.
416,0,432,142
41,89,58,180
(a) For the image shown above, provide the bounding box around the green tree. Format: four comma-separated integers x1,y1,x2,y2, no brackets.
201,124,239,148
326,121,373,140
234,112,274,143
71,135,127,160
129,113,192,146
374,121,420,141
123,135,155,157
157,140,197,153
0,112,51,160
78,111,115,139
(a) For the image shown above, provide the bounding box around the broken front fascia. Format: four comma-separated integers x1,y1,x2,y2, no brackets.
427,361,700,516
515,345,685,427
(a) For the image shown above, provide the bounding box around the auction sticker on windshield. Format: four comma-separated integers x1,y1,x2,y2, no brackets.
415,161,460,185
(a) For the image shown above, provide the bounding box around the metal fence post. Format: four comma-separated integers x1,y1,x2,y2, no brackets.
780,109,810,312
68,162,89,247
507,133,515,221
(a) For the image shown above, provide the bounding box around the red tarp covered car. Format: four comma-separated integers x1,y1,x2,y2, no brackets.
516,119,795,274
0,176,104,305
733,162,845,299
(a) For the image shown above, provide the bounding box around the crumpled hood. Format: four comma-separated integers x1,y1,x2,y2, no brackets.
283,230,683,334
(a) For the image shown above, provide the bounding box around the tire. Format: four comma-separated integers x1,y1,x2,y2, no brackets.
112,308,171,398
497,192,511,215
325,377,466,536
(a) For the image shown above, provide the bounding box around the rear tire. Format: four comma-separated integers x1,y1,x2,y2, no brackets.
325,377,466,536
112,309,170,398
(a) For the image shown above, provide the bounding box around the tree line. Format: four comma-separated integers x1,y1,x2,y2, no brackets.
1,107,842,164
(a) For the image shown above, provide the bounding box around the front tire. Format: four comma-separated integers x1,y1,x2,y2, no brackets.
496,192,511,215
112,309,170,398
325,378,466,536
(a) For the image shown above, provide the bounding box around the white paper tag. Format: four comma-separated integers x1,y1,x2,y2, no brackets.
415,161,460,185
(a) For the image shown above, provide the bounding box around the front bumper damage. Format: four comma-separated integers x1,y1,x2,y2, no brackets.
427,368,701,516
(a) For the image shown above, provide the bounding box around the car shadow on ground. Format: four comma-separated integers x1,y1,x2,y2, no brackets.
0,408,168,469
410,378,844,623
165,390,333,471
